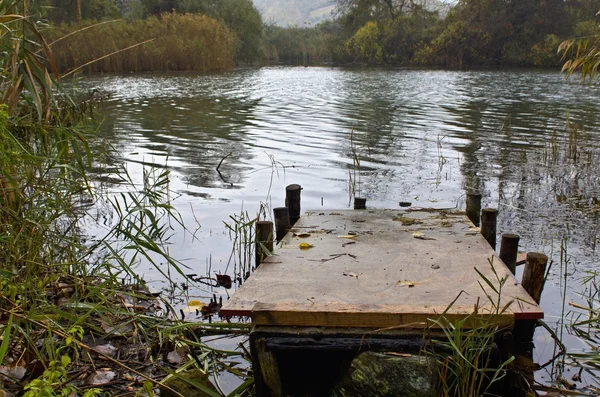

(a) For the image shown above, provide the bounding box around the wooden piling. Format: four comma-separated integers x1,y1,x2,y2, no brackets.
273,207,291,242
354,197,367,209
481,208,498,250
256,221,274,268
521,252,548,304
285,184,302,226
251,337,283,397
466,191,482,227
499,233,520,275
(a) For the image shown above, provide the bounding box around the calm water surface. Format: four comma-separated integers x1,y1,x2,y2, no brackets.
80,66,600,389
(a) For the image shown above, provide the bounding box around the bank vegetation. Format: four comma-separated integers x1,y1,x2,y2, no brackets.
21,0,600,72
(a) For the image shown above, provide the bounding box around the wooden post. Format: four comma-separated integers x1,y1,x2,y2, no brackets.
466,191,482,227
499,233,520,275
481,208,498,250
285,184,302,226
273,207,291,242
354,197,367,209
256,221,274,268
250,336,283,397
521,252,548,304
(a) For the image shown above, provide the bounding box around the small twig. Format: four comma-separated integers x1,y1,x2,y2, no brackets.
536,319,566,370
216,152,233,172
216,152,233,185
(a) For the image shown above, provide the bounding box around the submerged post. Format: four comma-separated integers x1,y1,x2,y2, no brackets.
354,197,367,209
480,208,498,250
255,221,274,268
521,252,548,304
273,207,291,242
466,191,482,227
285,184,302,226
499,233,520,275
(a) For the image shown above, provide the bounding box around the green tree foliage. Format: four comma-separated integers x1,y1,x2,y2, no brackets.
265,21,345,64
346,21,383,63
331,0,600,67
35,0,119,22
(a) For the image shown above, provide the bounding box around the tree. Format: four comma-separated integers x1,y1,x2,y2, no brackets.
37,0,119,22
346,21,383,63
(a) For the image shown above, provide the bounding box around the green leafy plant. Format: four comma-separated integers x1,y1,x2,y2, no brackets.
426,258,516,397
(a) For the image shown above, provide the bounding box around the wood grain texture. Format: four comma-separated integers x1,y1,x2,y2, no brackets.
221,209,543,328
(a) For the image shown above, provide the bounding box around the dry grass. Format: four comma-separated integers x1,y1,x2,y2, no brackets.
47,13,238,73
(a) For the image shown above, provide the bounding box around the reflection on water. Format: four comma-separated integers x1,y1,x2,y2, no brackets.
79,66,600,386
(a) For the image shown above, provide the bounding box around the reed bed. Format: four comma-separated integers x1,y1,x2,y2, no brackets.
47,13,238,73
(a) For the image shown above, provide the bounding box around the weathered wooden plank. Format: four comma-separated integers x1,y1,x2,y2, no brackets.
251,302,515,329
221,209,543,328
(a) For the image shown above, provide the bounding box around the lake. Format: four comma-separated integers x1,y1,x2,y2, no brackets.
80,66,600,388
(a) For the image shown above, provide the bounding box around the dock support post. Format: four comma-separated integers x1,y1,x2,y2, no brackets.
521,252,548,304
481,208,498,250
354,197,367,209
499,233,520,275
273,207,291,242
250,336,283,397
256,221,274,267
515,252,549,347
285,184,302,226
466,191,482,227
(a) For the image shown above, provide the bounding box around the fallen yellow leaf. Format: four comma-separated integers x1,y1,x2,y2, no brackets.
337,235,357,239
182,300,205,313
299,242,313,250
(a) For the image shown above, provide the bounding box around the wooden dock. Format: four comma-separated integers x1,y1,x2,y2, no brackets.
221,208,543,329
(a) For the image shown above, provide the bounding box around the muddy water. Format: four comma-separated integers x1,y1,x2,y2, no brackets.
81,67,600,389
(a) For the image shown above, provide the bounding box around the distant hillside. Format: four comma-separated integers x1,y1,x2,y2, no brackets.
253,0,453,27
252,0,335,26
